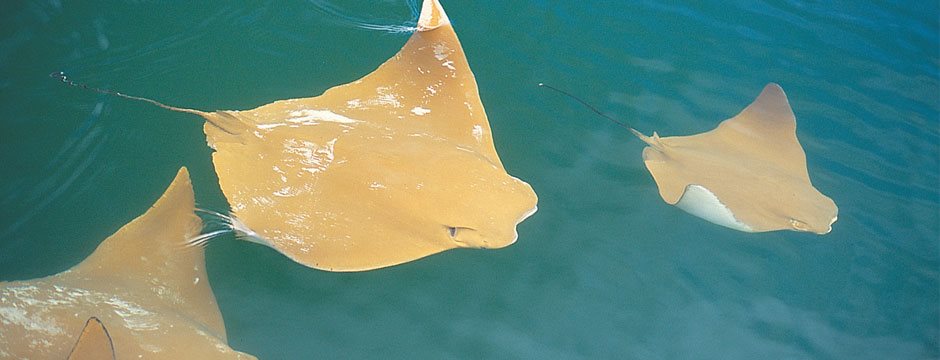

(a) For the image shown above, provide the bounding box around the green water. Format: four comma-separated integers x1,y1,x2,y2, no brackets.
2,1,938,359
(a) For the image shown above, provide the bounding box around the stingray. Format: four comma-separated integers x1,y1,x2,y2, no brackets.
0,168,257,359
541,83,838,234
54,0,538,271
66,317,115,360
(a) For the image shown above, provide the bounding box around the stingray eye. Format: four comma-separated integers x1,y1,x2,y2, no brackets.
447,226,458,238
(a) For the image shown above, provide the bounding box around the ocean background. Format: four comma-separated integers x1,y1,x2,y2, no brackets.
1,0,937,358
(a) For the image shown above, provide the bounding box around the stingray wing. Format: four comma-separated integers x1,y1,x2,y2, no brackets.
199,0,538,271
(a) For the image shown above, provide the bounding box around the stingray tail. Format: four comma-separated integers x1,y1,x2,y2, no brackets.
51,72,210,116
50,71,252,138
538,82,662,149
183,208,270,249
180,208,236,248
184,229,230,248
628,129,666,152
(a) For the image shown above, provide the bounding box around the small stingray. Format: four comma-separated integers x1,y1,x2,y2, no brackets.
0,168,257,359
66,317,115,360
54,0,538,271
542,83,837,234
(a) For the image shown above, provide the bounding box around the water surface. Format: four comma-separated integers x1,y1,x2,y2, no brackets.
1,1,937,358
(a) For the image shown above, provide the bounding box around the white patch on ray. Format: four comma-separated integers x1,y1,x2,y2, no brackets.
104,297,160,331
368,87,402,108
251,196,275,207
286,110,359,125
257,123,287,130
472,125,483,142
674,184,753,232
284,138,337,174
273,186,301,198
273,165,288,182
433,43,449,61
411,107,431,116
141,343,163,353
0,307,64,336
285,213,311,234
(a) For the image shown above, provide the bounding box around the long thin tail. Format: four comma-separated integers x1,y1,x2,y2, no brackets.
50,72,210,117
538,82,664,150
181,208,266,249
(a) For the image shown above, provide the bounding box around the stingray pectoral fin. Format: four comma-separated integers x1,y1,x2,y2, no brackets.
417,0,450,30
66,167,228,339
674,184,753,232
66,317,115,360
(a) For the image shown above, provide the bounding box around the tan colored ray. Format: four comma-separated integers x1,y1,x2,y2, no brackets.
147,0,537,271
0,168,257,359
66,317,115,360
53,0,536,270
635,83,838,234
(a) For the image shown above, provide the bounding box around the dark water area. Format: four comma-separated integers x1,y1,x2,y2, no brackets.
1,1,938,358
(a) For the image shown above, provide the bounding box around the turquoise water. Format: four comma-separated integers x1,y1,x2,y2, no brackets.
1,0,938,358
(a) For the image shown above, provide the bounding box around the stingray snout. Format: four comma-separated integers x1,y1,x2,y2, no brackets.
446,225,489,249
444,187,538,251
789,212,838,235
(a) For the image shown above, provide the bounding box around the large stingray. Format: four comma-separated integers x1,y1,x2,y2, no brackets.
55,0,538,271
542,83,837,234
0,168,257,359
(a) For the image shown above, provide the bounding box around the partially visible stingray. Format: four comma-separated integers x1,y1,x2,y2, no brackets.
55,0,538,271
0,168,257,359
66,317,115,360
542,83,837,234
